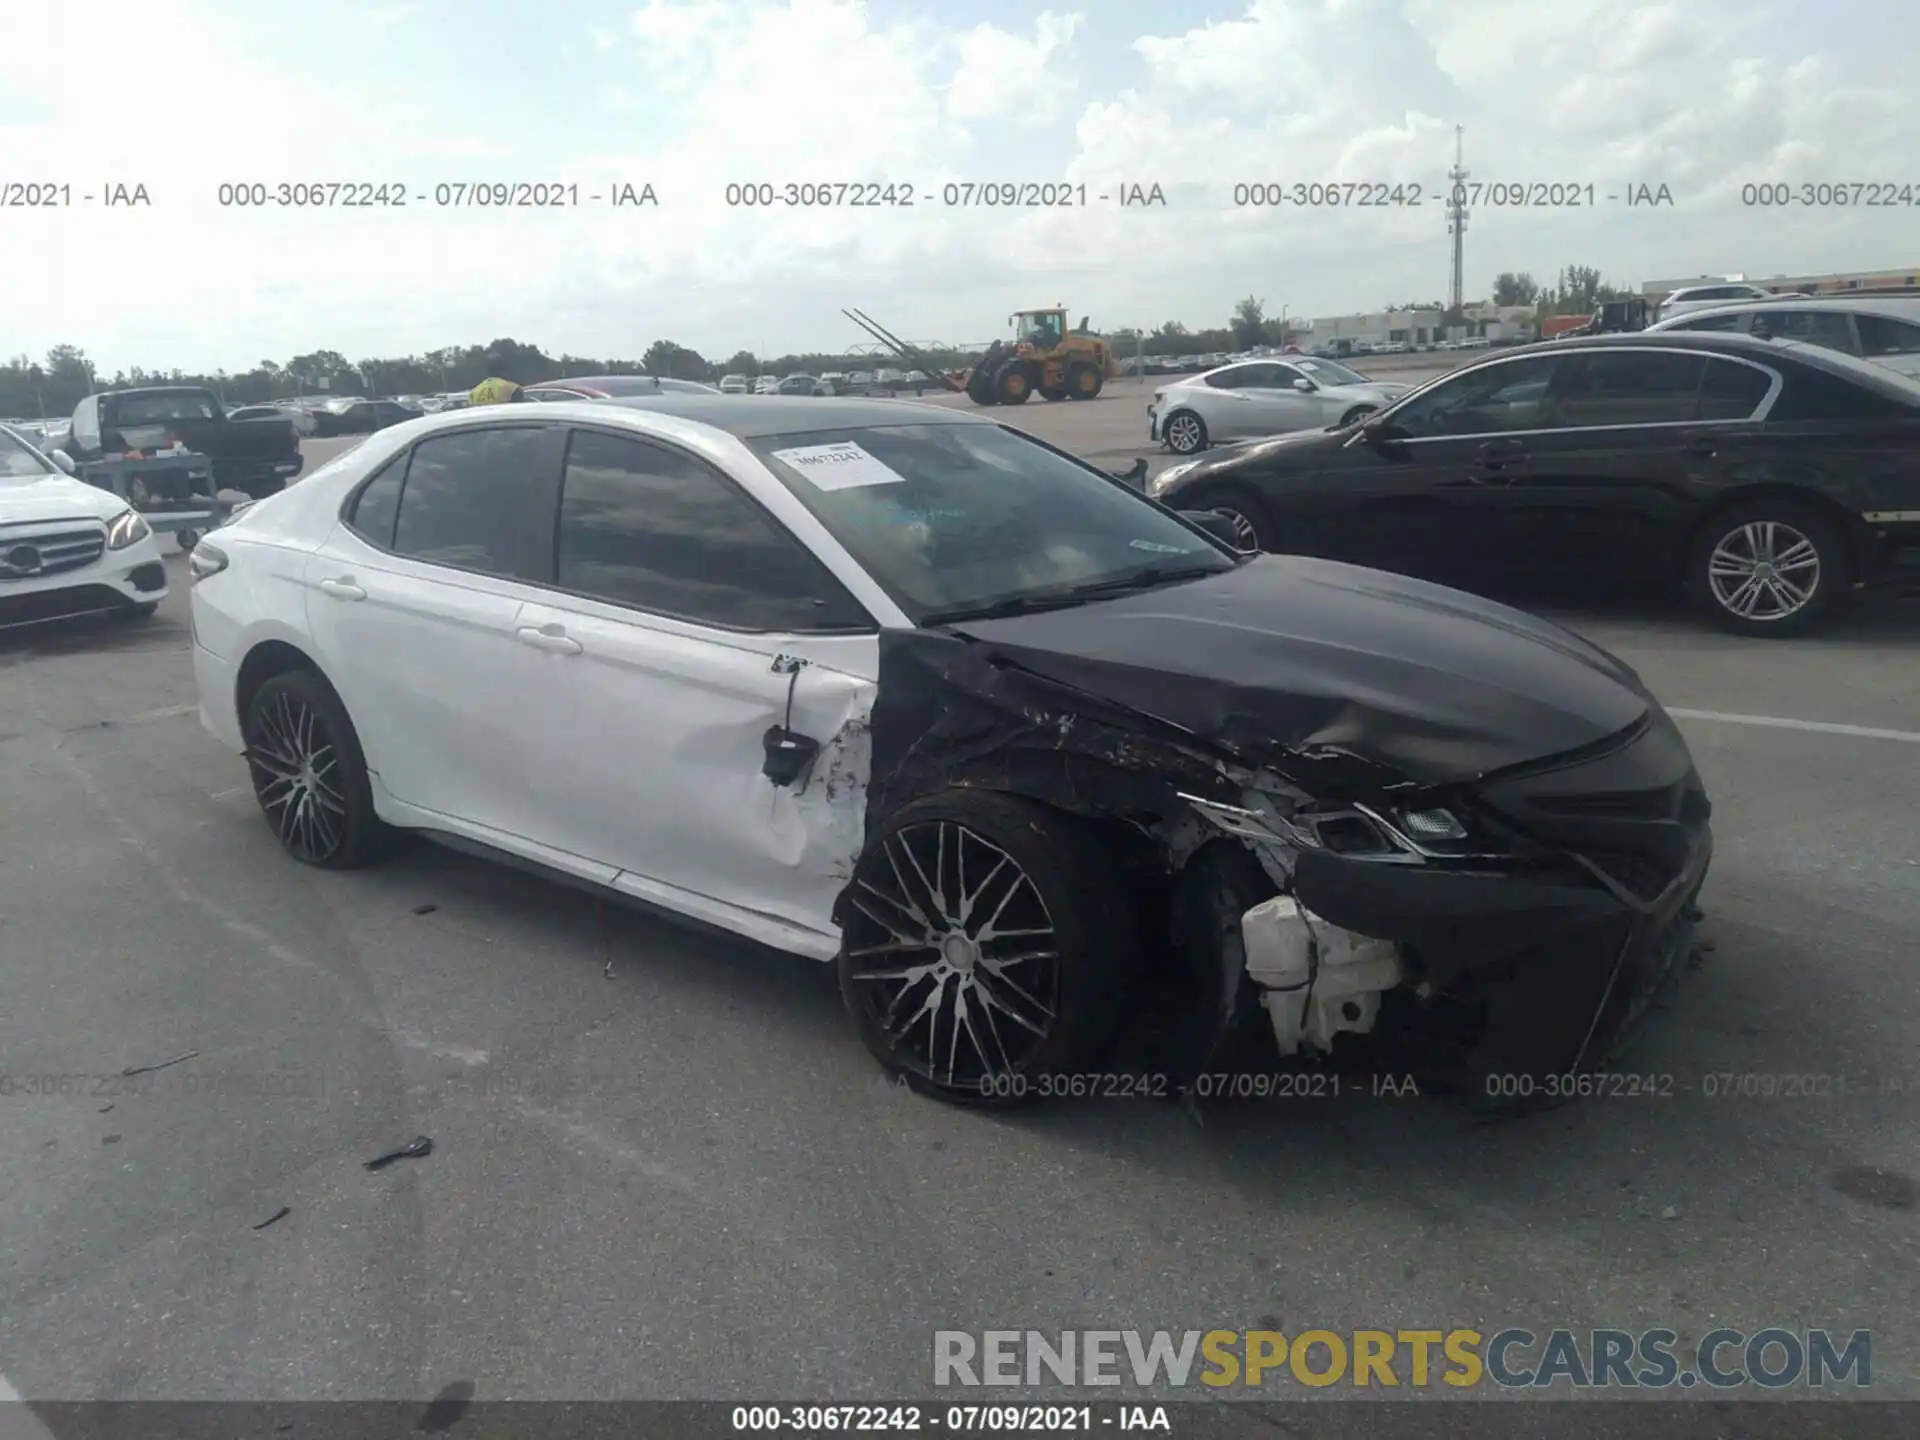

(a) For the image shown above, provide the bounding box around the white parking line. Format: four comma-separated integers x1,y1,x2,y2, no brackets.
1667,708,1920,744
0,1371,59,1440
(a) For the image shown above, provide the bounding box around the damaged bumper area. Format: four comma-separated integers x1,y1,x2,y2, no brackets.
1186,705,1713,1094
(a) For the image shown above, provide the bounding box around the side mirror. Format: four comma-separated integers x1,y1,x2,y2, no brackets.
50,449,76,475
1181,509,1243,548
1292,378,1315,392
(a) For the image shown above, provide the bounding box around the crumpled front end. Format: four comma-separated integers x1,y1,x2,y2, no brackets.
1184,705,1713,1094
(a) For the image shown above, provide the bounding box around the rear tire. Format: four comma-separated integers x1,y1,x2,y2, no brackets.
1163,409,1208,455
242,669,398,869
1068,364,1103,399
838,791,1140,1108
1338,404,1377,427
1685,498,1850,637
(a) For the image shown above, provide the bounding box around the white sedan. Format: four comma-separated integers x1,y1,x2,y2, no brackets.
1148,357,1415,455
1,424,169,628
187,395,1715,1108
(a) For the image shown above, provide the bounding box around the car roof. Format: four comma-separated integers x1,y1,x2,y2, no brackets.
548,394,988,437
1463,331,1920,397
1661,295,1920,319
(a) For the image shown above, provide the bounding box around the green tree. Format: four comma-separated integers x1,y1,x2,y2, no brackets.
724,349,759,377
1230,296,1266,348
1492,271,1540,306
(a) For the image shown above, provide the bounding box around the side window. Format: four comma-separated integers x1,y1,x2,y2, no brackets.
391,426,551,575
1769,367,1913,422
1386,356,1563,437
1696,360,1773,420
1856,314,1920,358
1554,351,1706,426
345,454,405,546
1204,365,1255,389
554,430,869,631
1770,310,1858,352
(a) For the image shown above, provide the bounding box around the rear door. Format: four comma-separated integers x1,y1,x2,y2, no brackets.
1494,348,1776,582
303,421,566,840
1206,363,1322,439
507,426,880,953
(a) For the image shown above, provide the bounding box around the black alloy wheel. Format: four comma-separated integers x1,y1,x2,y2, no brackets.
242,669,395,868
838,792,1138,1106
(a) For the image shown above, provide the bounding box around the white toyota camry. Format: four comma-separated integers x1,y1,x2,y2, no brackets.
189,395,1715,1109
0,423,170,628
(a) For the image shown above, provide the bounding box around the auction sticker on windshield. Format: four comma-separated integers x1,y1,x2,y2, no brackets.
769,441,906,492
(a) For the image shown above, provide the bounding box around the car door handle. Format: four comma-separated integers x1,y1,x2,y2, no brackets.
516,624,582,655
316,578,366,600
1678,432,1722,457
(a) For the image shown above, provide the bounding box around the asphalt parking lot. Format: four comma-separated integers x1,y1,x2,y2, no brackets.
1,390,1917,1408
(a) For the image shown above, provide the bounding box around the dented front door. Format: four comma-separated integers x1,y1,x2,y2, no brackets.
512,594,877,954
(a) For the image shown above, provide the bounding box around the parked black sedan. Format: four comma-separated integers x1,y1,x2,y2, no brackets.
1150,333,1920,635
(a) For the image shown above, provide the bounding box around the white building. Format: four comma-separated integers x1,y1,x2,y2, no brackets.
1300,304,1538,351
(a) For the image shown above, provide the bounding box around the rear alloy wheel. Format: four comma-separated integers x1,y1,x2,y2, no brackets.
242,669,396,868
1686,499,1849,637
1163,409,1208,455
838,792,1138,1107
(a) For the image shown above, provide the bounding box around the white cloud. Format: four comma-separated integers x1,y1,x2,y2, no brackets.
2,0,1915,369
947,12,1085,125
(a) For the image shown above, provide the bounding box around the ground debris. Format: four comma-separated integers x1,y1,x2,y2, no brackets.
411,902,438,915
122,1050,198,1077
364,1135,434,1170
253,1206,291,1230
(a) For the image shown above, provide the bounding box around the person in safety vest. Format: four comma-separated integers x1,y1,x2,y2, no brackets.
469,352,524,405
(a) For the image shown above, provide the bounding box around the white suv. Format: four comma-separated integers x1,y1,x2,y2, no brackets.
0,425,170,628
1654,282,1778,321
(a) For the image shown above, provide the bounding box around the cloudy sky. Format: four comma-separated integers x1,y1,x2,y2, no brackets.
2,0,1916,372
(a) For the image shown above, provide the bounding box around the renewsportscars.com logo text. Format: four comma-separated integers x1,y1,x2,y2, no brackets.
933,1328,1871,1390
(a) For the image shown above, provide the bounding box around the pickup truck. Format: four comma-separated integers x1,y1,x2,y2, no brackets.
59,385,304,500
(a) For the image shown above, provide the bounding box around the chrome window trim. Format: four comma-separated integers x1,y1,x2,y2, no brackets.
1343,346,1784,447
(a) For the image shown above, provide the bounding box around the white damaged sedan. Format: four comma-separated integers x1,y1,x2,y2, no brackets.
1148,355,1415,455
0,424,169,628
188,396,1712,1110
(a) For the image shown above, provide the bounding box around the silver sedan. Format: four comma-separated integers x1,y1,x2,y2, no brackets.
1147,357,1414,455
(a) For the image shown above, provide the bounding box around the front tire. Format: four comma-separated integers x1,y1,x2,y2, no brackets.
1182,483,1272,552
1686,499,1850,636
242,669,397,868
1163,409,1208,455
1067,364,1103,399
838,791,1140,1107
1338,404,1377,427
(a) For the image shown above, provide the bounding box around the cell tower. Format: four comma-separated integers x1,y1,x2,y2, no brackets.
1446,125,1468,312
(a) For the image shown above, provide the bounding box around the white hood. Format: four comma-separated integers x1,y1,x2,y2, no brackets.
0,472,129,526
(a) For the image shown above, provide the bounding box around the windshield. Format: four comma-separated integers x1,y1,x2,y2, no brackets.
0,426,56,479
114,392,218,424
746,423,1233,622
1295,357,1368,386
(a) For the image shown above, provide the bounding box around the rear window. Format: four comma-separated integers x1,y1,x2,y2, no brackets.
113,392,218,424
1769,366,1916,422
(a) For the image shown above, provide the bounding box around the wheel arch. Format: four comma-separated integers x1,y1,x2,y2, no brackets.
1678,484,1864,581
234,639,335,737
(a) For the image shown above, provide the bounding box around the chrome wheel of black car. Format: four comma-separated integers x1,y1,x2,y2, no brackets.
1686,499,1849,637
1212,507,1261,552
1164,410,1207,454
242,669,398,869
1707,520,1820,622
843,821,1060,1087
838,792,1139,1106
247,688,347,862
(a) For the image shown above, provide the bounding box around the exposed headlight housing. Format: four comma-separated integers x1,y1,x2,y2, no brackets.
105,508,151,550
1182,792,1503,866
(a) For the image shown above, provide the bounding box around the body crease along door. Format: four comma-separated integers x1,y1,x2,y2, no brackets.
301,537,540,838
509,594,879,949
